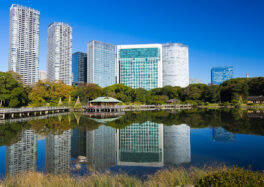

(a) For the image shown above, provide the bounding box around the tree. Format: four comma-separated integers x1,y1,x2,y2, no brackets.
0,72,29,107
103,84,136,103
29,80,74,106
74,83,102,104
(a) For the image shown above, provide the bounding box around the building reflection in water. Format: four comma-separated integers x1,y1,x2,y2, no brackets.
6,130,37,176
45,130,72,174
71,128,86,159
164,124,191,165
86,125,116,171
213,127,235,142
117,121,164,167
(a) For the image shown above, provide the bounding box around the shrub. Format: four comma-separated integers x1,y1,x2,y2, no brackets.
197,167,264,187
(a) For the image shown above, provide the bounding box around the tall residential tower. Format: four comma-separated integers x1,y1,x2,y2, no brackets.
87,40,116,87
47,22,72,85
8,4,40,85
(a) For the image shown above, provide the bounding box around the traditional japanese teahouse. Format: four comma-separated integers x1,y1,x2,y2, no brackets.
247,96,264,104
89,97,121,106
85,97,123,112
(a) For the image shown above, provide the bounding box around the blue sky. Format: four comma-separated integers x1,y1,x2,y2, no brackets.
0,0,263,83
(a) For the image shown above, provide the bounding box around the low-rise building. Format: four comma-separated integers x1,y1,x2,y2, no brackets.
247,96,264,104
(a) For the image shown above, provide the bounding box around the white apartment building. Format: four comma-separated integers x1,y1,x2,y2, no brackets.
8,4,40,85
162,43,189,88
47,22,72,85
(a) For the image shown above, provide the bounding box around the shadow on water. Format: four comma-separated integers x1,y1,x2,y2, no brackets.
0,108,264,178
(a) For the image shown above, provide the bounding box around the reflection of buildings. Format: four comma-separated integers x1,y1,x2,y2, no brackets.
6,130,37,175
164,124,191,165
45,130,72,174
117,121,163,167
213,127,235,142
86,125,116,171
71,128,86,158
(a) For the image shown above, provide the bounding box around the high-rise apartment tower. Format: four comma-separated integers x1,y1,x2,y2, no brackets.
8,4,40,85
47,22,72,85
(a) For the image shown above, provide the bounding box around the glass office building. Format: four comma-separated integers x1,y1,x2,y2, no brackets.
87,40,116,87
72,52,87,84
117,44,163,90
211,66,233,85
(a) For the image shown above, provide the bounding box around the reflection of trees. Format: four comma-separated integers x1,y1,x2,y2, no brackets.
0,122,30,146
104,109,264,136
29,114,76,135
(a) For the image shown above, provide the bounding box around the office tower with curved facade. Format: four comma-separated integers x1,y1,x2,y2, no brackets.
117,44,163,90
87,40,116,87
8,4,40,85
47,22,72,85
162,43,189,88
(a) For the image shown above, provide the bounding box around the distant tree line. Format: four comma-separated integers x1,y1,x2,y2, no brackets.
0,71,264,107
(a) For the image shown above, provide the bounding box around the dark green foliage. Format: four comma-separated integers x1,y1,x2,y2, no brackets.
0,72,29,107
74,83,103,104
197,167,264,187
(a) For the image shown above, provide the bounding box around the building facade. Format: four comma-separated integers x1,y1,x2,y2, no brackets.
39,70,47,81
117,44,162,90
211,66,233,85
87,40,116,87
162,43,189,88
72,52,87,84
6,130,37,176
8,4,40,85
47,22,72,85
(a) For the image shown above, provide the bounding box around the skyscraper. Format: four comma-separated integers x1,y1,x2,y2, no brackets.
87,40,116,87
6,130,37,176
47,22,72,85
162,43,189,88
211,66,233,85
72,52,87,84
8,4,40,85
117,44,163,90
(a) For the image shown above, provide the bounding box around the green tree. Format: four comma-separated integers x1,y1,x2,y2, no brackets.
0,72,29,107
74,83,102,104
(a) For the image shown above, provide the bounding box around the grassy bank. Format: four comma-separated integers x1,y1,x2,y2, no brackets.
1,166,264,187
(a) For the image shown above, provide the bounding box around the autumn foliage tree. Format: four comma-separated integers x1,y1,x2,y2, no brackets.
29,80,74,107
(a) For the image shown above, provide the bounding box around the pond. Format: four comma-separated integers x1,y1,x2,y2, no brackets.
0,109,264,178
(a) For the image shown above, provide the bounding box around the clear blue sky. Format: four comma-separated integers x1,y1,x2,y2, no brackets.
0,0,263,84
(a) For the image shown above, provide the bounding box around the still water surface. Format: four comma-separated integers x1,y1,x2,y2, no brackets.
0,109,264,178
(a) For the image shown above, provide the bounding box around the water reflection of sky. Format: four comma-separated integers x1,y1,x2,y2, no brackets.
0,110,264,177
